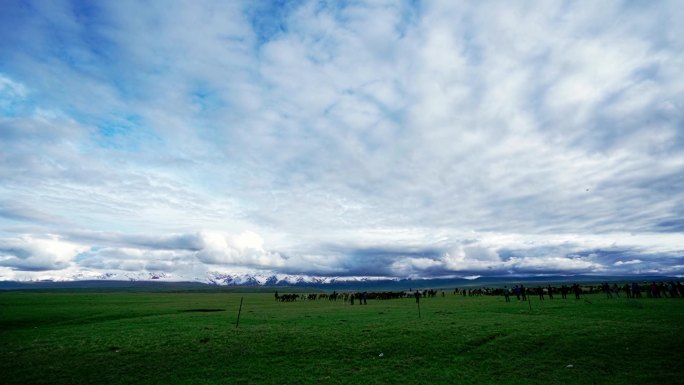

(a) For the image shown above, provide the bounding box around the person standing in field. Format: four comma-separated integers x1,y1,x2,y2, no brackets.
520,285,527,301
503,286,510,302
561,285,568,299
547,285,554,300
537,286,545,300
573,283,581,300
513,285,521,301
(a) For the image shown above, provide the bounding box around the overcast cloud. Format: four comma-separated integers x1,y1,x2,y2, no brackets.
1,0,683,281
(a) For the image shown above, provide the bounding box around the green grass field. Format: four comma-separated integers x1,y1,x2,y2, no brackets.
1,290,683,384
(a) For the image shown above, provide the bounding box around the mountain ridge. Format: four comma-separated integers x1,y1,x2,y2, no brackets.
0,273,677,291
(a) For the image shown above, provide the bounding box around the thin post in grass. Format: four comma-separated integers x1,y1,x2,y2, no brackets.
415,291,421,319
527,293,532,312
236,297,244,328
418,300,421,319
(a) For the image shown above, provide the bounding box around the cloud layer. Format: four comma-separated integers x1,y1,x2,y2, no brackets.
0,1,682,281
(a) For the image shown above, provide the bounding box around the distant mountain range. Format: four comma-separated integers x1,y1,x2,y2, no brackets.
0,271,677,291
16,271,398,286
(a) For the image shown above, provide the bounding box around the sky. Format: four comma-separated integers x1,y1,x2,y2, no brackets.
0,0,683,282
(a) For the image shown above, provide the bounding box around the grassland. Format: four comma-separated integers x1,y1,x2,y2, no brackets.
1,289,683,384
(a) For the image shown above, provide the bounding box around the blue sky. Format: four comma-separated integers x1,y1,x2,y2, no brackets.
0,0,683,281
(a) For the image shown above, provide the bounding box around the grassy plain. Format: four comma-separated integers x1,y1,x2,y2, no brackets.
1,289,683,384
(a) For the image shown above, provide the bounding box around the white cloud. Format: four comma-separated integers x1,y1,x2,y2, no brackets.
0,234,87,270
0,227,681,279
195,230,286,268
0,74,27,111
391,257,443,276
442,245,501,272
0,1,682,280
511,256,603,273
614,259,643,266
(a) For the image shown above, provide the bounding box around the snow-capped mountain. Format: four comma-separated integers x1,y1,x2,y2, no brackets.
202,272,392,286
33,271,395,286
3,269,400,286
70,271,173,282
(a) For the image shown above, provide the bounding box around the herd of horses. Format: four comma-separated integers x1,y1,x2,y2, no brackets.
274,281,684,303
275,290,412,303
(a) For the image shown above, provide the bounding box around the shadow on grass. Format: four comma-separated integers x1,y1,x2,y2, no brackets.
178,309,226,313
